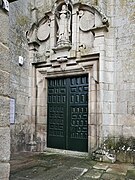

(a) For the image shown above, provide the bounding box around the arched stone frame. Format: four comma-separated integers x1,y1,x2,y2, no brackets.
32,54,99,153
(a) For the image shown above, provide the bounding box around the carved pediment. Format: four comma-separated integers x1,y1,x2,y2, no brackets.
27,1,109,63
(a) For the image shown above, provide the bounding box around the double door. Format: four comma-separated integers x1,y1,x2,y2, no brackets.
47,75,88,152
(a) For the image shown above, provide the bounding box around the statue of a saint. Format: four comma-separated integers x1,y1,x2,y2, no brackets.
56,4,71,46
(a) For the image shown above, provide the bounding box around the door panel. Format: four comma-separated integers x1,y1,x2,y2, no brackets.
47,78,67,149
68,76,88,152
47,75,88,152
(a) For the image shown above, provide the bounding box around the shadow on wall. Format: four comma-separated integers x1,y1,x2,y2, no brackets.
10,121,31,153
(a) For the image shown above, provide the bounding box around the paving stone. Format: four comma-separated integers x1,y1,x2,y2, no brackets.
93,163,109,171
83,169,103,179
126,170,135,179
101,172,125,180
106,163,133,176
10,152,135,180
10,153,91,180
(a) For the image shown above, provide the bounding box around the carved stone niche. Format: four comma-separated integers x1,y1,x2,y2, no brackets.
53,2,72,52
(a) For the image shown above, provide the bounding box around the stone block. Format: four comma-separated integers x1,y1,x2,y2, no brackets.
103,102,111,114
93,163,109,171
0,45,10,72
117,115,135,126
114,126,123,137
37,106,47,116
104,71,114,84
127,101,135,115
116,102,127,114
0,127,10,162
89,135,97,149
0,163,10,180
99,70,105,82
0,10,9,45
102,114,114,125
90,113,97,125
0,96,10,127
90,125,97,137
102,125,115,137
123,126,135,137
105,61,114,72
103,90,114,102
0,70,10,96
37,115,46,124
83,169,102,179
108,84,115,91
16,94,29,105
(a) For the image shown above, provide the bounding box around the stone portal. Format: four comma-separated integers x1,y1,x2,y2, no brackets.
27,1,108,153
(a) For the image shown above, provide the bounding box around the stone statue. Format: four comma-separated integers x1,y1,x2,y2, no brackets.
56,4,71,46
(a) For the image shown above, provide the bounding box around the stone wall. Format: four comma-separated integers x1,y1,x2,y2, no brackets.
0,7,10,180
98,0,135,142
115,1,135,138
8,0,135,154
9,0,31,153
31,0,135,150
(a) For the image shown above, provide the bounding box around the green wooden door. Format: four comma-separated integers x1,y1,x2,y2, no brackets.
47,75,88,152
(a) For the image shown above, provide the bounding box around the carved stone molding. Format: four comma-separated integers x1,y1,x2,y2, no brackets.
52,44,72,53
57,56,68,63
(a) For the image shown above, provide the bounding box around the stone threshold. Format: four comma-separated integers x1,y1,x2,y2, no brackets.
44,147,88,158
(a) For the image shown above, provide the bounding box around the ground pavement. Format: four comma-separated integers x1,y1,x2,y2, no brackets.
10,151,135,180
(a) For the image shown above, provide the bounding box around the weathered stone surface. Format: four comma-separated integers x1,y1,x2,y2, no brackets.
0,71,10,96
0,96,10,127
0,5,10,180
0,163,10,180
9,0,31,153
0,9,9,45
0,0,134,157
0,127,10,161
84,169,103,179
93,163,109,171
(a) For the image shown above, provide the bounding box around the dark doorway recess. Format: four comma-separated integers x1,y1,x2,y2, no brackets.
47,75,88,152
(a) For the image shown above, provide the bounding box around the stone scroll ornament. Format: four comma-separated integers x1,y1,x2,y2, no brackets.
55,4,71,46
